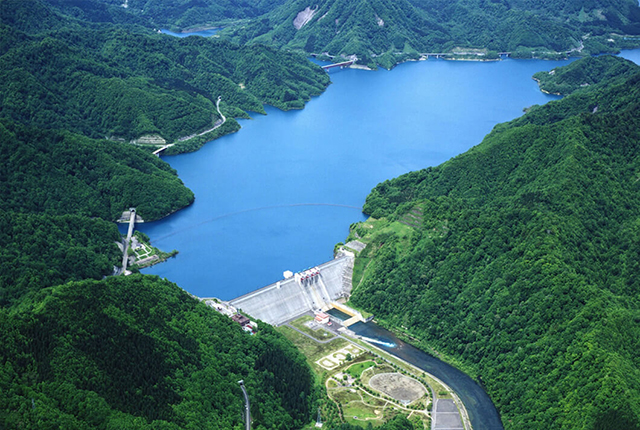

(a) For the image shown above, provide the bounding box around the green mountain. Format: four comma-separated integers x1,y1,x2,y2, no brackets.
117,0,287,29
222,0,450,65
0,275,316,429
39,0,640,67
219,0,640,66
0,120,194,222
0,119,194,305
348,56,640,429
0,211,122,307
533,55,640,95
0,0,330,152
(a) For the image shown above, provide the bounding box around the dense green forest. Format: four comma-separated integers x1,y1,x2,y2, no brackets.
219,0,640,66
105,0,287,29
348,56,640,429
0,117,194,305
533,55,640,95
0,119,194,221
0,275,317,429
332,416,415,430
39,0,640,67
0,212,121,307
0,0,330,147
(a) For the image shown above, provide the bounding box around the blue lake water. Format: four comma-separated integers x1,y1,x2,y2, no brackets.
139,36,640,428
160,28,220,37
621,48,640,64
140,57,575,299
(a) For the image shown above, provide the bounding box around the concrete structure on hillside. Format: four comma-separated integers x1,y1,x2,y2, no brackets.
315,312,330,325
228,255,356,326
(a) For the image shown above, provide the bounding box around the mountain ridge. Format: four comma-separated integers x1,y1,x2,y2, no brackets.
350,56,640,429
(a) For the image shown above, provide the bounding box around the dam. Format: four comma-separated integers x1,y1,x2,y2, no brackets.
216,248,365,326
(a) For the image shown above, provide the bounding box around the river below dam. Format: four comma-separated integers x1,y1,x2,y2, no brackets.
350,322,503,430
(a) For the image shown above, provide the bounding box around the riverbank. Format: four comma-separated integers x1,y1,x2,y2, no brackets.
273,312,470,429
343,328,472,430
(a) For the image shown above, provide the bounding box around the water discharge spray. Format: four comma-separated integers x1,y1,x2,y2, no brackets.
359,335,396,348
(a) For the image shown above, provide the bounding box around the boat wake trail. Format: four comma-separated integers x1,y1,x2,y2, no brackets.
151,203,363,243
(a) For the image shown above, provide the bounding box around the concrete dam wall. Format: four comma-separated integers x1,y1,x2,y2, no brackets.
228,255,354,326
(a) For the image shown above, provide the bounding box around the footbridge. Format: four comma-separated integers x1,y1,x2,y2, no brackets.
226,254,361,326
117,208,143,275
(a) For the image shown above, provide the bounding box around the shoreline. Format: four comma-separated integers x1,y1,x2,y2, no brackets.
531,77,562,95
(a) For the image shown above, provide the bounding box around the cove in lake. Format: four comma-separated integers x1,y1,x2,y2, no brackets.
140,57,568,299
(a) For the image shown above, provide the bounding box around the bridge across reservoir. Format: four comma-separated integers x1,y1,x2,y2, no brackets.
225,253,358,326
321,60,354,70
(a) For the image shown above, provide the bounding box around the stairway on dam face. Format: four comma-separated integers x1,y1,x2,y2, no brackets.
227,256,353,326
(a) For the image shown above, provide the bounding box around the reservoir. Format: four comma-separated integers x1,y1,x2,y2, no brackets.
138,36,640,428
140,56,571,299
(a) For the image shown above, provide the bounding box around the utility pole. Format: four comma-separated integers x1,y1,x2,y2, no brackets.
238,380,251,430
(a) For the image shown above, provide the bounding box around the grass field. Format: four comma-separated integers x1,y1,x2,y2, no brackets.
282,316,434,429
343,401,379,422
331,389,361,404
277,325,348,373
346,360,376,378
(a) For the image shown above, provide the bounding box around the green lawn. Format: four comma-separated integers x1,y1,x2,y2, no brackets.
331,389,361,404
343,401,380,423
346,360,376,378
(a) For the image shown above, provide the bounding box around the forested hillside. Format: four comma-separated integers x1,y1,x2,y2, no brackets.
0,120,194,221
0,118,194,306
37,0,640,67
349,56,640,429
223,0,447,67
533,55,639,95
0,3,340,428
0,275,316,429
220,0,640,66
0,0,330,148
0,212,121,307
107,0,286,29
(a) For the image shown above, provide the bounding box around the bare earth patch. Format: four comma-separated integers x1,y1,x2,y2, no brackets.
369,373,426,404
293,6,317,30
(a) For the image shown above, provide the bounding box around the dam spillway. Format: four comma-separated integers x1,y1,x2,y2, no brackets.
226,254,355,326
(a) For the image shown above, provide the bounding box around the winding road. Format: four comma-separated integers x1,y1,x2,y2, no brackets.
153,96,226,155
